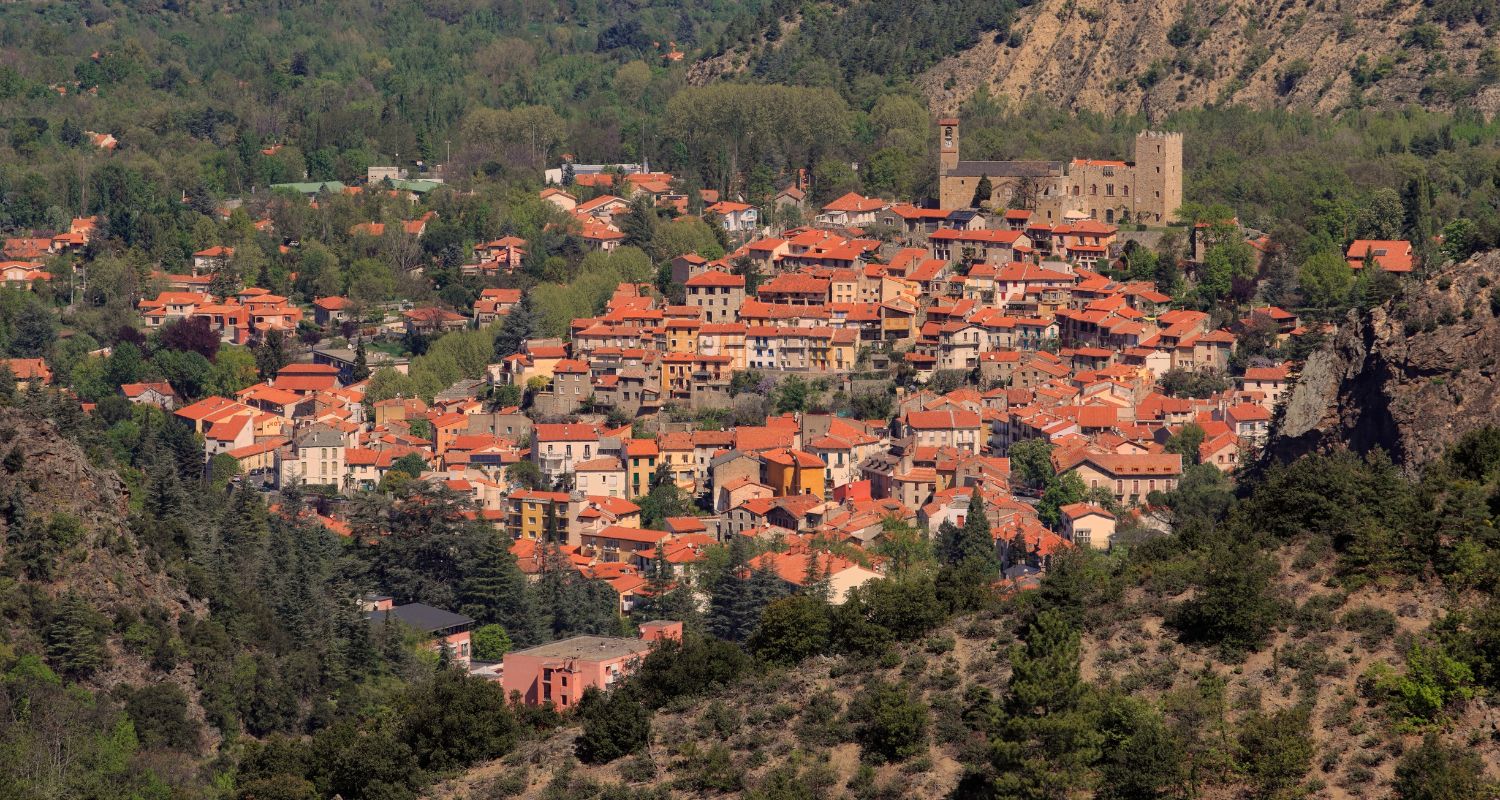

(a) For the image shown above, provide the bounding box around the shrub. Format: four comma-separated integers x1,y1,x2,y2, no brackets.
848,680,927,763
575,687,651,764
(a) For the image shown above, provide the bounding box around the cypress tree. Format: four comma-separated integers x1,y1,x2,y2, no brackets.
972,173,993,208
352,339,370,381
958,490,1000,573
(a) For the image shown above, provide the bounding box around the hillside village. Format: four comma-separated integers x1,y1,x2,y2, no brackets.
1,125,1425,692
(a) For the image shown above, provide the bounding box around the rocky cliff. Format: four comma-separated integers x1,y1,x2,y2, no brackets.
919,0,1500,119
1269,250,1500,473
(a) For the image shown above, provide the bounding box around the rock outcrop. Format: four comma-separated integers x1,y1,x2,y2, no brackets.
1269,250,1500,473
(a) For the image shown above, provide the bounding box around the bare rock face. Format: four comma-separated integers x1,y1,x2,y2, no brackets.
1270,250,1500,473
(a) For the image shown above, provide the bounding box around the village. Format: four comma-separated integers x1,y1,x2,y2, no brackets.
0,122,1421,702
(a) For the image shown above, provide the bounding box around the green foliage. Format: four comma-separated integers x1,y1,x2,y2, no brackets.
848,680,927,763
630,635,750,710
1299,250,1353,309
1169,537,1280,656
1362,644,1474,725
576,687,652,764
1008,439,1056,490
44,592,110,678
749,594,832,665
1236,706,1314,798
471,624,512,661
1164,423,1206,466
1393,732,1493,800
989,609,1103,798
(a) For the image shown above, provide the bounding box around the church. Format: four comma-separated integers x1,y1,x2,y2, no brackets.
936,118,1183,226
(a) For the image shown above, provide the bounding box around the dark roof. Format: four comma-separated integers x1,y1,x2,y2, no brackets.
368,603,473,634
948,160,1063,178
947,209,982,223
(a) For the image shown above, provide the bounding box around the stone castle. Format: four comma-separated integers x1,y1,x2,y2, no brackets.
937,119,1183,226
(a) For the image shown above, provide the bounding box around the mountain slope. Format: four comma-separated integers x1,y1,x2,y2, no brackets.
1270,249,1500,472
918,0,1500,119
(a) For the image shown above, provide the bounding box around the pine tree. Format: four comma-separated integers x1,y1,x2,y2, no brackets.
990,609,1103,798
708,536,763,642
45,593,109,678
461,532,543,646
492,293,538,360
958,490,999,573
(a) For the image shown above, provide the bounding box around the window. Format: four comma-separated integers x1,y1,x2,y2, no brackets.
1075,529,1090,547
1105,184,1114,196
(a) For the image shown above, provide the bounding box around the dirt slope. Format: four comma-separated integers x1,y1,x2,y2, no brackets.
918,0,1500,120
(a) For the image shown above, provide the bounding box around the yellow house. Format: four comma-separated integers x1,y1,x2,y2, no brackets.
665,319,701,354
507,489,572,543
761,449,827,500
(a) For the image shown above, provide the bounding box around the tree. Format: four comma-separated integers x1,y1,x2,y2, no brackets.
639,462,692,529
8,296,57,358
351,481,488,610
1393,732,1492,800
351,339,371,381
774,375,811,413
492,293,537,360
849,680,927,763
707,536,764,642
1169,537,1279,655
389,452,427,479
1038,470,1086,528
632,544,697,625
505,460,543,490
749,594,832,665
971,174,993,208
1165,423,1206,466
45,592,110,678
1438,218,1480,264
1008,439,1055,490
460,532,541,646
989,609,1103,798
575,687,651,764
470,624,512,661
1237,706,1313,799
1298,250,1352,309
254,328,296,379
158,316,221,360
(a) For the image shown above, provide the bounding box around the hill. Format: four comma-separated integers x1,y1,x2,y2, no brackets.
426,553,1495,799
1271,247,1500,471
917,0,1500,118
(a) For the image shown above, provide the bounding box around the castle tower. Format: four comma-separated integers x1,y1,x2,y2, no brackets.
1132,131,1183,224
938,118,960,176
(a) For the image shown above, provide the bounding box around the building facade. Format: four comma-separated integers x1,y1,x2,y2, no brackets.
937,119,1183,226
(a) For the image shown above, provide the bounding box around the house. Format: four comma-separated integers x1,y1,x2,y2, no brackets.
684,269,746,324
121,382,178,410
403,307,468,335
313,296,355,328
705,201,760,233
816,192,888,228
2,359,53,389
280,425,347,488
500,620,680,707
192,246,234,275
474,288,523,325
747,549,884,604
1345,240,1414,273
365,598,475,667
1060,451,1182,505
761,449,827,500
540,187,578,213
533,423,604,483
1058,503,1116,550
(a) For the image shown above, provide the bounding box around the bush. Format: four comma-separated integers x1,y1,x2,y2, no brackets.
749,594,832,665
848,680,927,763
575,687,651,764
1361,644,1474,725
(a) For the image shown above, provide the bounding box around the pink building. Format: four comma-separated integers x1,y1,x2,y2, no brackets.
501,620,681,708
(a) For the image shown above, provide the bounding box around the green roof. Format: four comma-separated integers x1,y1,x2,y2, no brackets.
270,181,347,194
387,179,443,193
